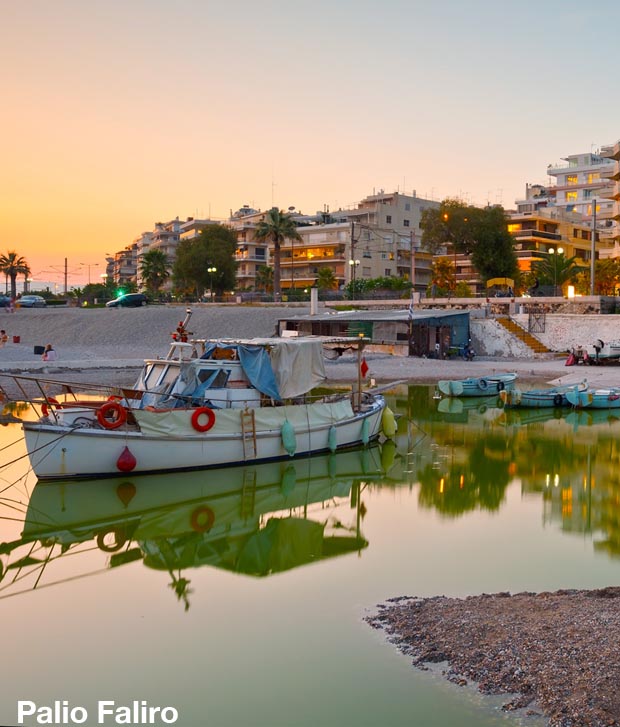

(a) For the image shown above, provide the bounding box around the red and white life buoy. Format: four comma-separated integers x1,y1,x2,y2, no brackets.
191,407,216,433
41,397,60,417
97,401,127,430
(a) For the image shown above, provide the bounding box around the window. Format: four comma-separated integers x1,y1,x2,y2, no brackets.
405,203,411,211
255,247,266,259
566,175,578,186
362,267,371,277
386,215,392,224
404,219,410,227
384,269,392,277
363,247,372,258
588,172,601,183
584,189,592,198
566,191,578,203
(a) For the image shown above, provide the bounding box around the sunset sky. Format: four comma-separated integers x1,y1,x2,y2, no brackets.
2,0,619,286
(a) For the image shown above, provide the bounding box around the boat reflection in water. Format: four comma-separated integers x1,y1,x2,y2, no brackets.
0,444,400,609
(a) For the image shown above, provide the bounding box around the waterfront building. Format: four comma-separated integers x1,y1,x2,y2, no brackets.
599,140,620,258
545,150,612,218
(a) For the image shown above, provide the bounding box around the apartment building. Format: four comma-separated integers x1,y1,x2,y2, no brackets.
599,140,620,258
332,190,439,292
546,150,612,217
228,206,270,290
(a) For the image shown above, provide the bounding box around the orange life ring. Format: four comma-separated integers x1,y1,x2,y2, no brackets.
97,401,128,430
96,528,126,552
107,394,123,402
190,506,215,533
191,406,216,432
41,397,60,417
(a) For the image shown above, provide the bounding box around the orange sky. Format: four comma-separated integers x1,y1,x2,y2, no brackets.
2,0,619,286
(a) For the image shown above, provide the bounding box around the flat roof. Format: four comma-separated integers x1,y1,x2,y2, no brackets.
279,309,470,323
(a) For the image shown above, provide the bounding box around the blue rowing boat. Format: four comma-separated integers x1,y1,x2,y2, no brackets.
499,380,587,409
438,373,517,397
566,386,620,409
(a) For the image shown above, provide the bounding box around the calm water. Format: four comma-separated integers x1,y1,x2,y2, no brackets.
2,386,620,727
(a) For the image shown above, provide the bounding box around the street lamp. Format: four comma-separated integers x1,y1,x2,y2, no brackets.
80,262,99,285
208,266,217,302
348,259,360,300
548,247,564,296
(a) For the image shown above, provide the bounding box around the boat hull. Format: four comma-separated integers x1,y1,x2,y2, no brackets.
500,381,587,409
566,389,620,409
23,397,386,480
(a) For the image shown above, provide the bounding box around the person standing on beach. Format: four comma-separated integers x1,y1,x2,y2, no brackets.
0,330,7,346
42,344,57,361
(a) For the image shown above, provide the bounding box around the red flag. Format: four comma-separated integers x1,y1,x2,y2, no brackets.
360,357,369,378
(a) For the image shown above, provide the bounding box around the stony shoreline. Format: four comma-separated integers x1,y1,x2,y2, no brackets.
367,589,620,727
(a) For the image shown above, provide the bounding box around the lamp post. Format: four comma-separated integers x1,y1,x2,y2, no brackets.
348,259,360,300
208,266,217,302
548,247,564,296
80,263,99,285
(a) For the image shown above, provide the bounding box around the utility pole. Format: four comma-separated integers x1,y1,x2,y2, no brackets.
410,230,416,292
590,200,597,296
64,257,68,294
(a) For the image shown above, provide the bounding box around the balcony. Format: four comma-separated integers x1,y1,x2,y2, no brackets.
602,142,620,161
511,229,561,242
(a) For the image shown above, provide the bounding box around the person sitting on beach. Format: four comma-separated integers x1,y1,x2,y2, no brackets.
0,330,7,346
42,344,58,362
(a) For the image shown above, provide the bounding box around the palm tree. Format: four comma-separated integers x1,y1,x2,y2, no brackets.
0,250,29,300
139,249,170,295
316,267,337,291
253,208,301,301
255,265,274,293
531,251,581,296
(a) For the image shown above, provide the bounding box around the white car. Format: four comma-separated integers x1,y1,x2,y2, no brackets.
18,295,47,308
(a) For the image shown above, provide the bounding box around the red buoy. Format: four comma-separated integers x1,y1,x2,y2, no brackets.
116,445,137,472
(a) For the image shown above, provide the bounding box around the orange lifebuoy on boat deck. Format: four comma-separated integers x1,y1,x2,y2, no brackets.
190,506,215,533
96,401,127,430
191,407,216,432
41,397,60,417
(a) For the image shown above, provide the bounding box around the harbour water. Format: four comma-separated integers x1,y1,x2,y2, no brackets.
1,386,620,726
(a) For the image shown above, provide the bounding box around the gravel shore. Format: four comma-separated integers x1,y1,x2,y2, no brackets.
367,589,620,727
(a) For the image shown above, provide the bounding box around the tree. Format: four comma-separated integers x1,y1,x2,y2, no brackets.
140,249,170,295
255,265,274,293
574,259,620,295
421,200,517,284
531,250,581,295
316,267,338,291
430,257,455,296
253,208,301,301
172,224,237,299
0,250,29,300
470,205,518,283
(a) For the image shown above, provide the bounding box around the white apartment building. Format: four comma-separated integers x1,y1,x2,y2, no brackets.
546,151,613,217
600,140,620,257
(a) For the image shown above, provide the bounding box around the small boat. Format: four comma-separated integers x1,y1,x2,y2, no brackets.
0,311,391,480
566,386,620,409
499,380,588,409
592,339,620,363
437,372,517,397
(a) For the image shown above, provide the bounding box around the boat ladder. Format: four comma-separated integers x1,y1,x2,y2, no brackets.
241,408,257,460
240,469,257,518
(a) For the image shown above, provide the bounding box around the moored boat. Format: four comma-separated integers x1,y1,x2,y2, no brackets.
499,380,588,409
438,372,517,397
566,386,620,409
0,312,392,480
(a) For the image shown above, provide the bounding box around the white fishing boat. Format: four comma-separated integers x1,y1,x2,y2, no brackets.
0,312,392,480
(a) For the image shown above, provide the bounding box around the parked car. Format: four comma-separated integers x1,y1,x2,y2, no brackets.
18,295,47,308
0,295,11,308
105,293,148,308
